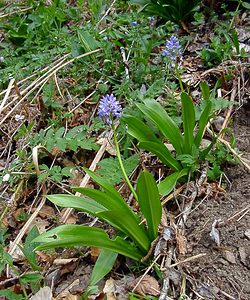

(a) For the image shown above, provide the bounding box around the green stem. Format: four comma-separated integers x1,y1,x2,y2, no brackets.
0,206,8,226
175,64,184,92
112,125,138,202
229,0,241,31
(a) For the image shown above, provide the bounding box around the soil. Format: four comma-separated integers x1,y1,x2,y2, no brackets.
184,103,250,300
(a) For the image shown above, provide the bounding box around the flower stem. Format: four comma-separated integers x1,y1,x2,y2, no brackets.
112,125,138,201
175,65,184,92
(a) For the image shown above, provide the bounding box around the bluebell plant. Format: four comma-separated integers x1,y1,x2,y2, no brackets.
98,94,138,201
162,35,184,91
33,93,162,266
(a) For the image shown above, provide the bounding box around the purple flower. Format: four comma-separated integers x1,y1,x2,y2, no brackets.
131,21,138,26
162,35,182,65
149,16,155,26
98,94,122,125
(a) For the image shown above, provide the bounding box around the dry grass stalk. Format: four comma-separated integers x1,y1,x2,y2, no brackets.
0,49,101,127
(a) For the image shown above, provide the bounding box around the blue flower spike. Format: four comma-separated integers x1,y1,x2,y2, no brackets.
131,21,138,26
97,94,122,125
162,35,183,65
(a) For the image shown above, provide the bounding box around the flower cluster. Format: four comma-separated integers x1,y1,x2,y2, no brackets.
162,35,182,66
149,16,155,26
97,94,122,125
131,21,138,26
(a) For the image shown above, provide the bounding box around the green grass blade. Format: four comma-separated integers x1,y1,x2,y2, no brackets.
136,171,162,241
139,141,181,171
158,169,188,196
181,92,195,154
89,249,118,286
137,99,184,154
34,225,143,261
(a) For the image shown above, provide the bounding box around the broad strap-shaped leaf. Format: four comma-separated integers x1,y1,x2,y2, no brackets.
200,81,210,102
89,249,118,286
122,115,159,143
194,100,212,147
73,187,150,251
73,188,139,222
97,210,150,253
137,99,184,154
139,141,181,171
181,92,195,154
158,169,188,196
83,168,125,203
33,225,143,261
47,194,106,215
136,171,162,241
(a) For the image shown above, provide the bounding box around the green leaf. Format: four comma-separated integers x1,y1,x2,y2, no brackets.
73,185,150,252
181,92,195,154
242,2,250,9
20,226,40,271
47,194,107,215
54,127,65,139
96,210,150,253
97,155,139,185
33,225,143,261
67,139,78,151
158,169,188,196
0,246,13,273
139,141,181,171
20,273,43,284
194,100,212,147
89,249,118,285
137,99,184,154
231,29,240,55
56,138,67,152
136,171,162,241
200,81,210,102
0,290,24,300
77,30,99,53
122,115,159,143
82,168,130,206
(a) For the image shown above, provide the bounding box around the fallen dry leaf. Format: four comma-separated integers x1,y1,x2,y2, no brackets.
129,275,160,297
176,228,187,255
53,258,78,266
103,278,116,299
96,137,116,156
29,286,53,300
55,279,80,299
209,220,220,246
28,217,50,233
9,241,25,262
36,205,55,219
60,208,77,224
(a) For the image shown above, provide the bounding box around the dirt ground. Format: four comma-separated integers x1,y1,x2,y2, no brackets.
184,103,250,300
